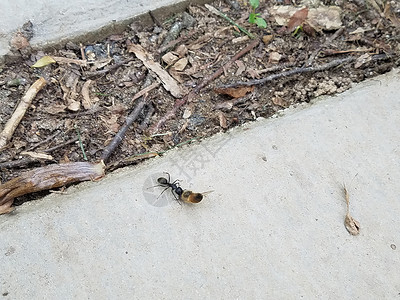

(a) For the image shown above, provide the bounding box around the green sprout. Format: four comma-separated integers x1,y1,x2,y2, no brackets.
248,0,267,28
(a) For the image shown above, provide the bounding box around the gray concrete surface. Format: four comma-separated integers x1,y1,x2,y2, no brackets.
0,0,206,59
1,69,399,299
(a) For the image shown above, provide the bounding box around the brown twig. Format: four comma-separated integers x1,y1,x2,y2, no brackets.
139,103,155,131
217,54,390,89
0,158,40,169
101,97,147,163
150,38,260,133
52,56,87,66
26,130,61,151
44,137,79,153
131,81,160,103
156,28,201,55
0,77,47,151
85,59,133,78
305,27,345,66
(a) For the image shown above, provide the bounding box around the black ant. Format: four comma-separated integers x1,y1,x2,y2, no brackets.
155,172,184,203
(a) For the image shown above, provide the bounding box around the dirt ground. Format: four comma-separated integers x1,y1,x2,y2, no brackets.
0,0,399,205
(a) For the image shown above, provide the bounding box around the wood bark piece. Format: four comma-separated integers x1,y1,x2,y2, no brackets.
0,161,105,214
0,77,47,151
127,43,184,98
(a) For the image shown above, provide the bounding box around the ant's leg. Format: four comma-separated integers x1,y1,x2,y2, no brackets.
172,191,182,205
147,183,163,190
163,172,171,183
157,187,170,198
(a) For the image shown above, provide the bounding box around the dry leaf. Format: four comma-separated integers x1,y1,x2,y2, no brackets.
44,103,67,114
214,86,254,98
174,44,188,57
67,100,81,111
168,69,185,83
214,26,232,38
384,2,400,27
269,52,282,64
81,80,93,109
308,7,342,31
32,56,57,68
235,60,246,76
270,6,342,31
286,8,309,33
345,214,361,236
215,101,233,111
247,68,260,79
128,43,184,98
173,57,188,71
272,96,289,108
218,112,227,129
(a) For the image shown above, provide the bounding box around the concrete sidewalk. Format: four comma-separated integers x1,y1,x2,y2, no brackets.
1,69,399,299
0,0,206,59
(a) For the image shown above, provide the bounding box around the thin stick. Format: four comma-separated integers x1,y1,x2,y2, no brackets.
85,59,132,78
0,77,47,150
26,130,61,151
101,97,147,162
132,82,160,103
0,158,38,169
305,27,345,66
156,28,200,55
44,137,79,153
217,54,389,89
151,38,260,133
139,103,155,130
74,125,87,160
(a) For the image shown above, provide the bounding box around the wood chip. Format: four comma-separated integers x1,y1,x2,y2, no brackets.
173,57,188,71
162,52,179,65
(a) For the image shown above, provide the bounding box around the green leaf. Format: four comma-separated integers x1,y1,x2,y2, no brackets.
32,56,56,68
255,17,267,28
249,13,256,24
249,0,259,9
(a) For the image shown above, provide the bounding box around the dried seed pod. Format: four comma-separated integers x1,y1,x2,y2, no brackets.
343,185,360,235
